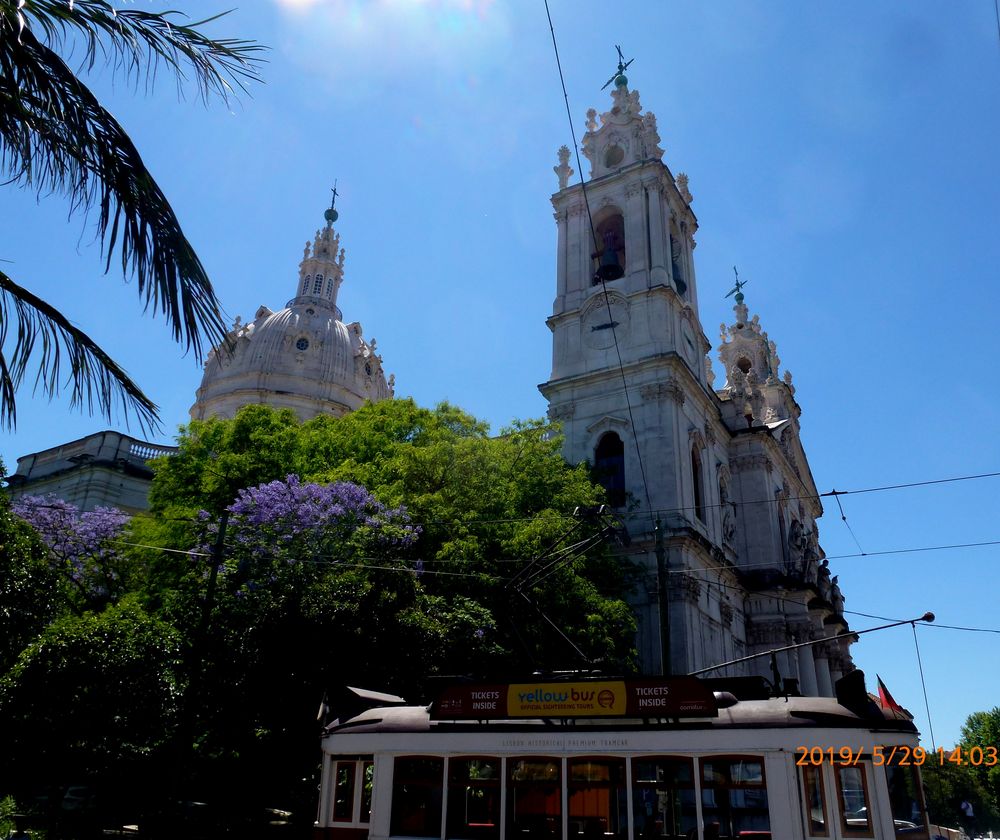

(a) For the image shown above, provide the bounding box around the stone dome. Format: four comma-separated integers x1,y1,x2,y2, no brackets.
190,204,394,422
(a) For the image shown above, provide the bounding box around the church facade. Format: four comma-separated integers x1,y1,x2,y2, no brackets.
539,74,852,690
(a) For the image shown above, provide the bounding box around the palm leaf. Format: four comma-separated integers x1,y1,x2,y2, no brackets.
0,269,159,433
9,1,265,102
0,3,263,429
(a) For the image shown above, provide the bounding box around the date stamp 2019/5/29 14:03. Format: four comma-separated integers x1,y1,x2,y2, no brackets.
794,745,998,767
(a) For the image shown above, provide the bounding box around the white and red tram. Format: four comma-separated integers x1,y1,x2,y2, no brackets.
315,676,929,840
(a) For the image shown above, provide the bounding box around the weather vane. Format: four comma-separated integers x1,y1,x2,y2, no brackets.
601,45,634,90
725,265,750,301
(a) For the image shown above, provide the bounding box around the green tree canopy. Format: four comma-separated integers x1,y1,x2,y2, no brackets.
0,486,62,673
0,597,183,798
150,400,638,675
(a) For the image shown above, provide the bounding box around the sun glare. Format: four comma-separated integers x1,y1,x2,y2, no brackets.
270,0,506,83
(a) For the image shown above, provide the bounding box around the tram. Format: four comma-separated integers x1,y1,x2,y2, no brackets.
315,674,929,840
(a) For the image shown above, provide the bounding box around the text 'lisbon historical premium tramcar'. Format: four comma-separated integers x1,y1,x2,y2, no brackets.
315,675,930,840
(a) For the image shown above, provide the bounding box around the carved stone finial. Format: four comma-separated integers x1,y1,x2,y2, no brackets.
585,108,598,132
640,111,664,160
554,144,574,189
705,357,716,387
676,172,693,203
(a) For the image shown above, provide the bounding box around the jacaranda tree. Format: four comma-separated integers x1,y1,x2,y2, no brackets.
12,494,131,611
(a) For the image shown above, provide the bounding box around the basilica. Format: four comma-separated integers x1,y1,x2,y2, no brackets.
5,73,853,690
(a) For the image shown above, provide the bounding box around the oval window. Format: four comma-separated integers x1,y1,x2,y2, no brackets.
605,144,624,167
296,338,309,351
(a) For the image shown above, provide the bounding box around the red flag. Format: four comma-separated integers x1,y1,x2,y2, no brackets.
876,675,905,714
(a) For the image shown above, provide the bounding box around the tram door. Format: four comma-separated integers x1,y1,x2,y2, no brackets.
507,758,561,840
567,759,627,840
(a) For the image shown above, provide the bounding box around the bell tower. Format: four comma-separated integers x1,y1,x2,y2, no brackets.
540,68,721,673
540,66,853,689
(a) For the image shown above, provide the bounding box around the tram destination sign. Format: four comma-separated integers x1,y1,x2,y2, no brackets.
431,677,718,720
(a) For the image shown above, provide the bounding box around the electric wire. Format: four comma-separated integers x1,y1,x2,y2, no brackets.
115,540,210,557
56,533,1000,633
830,491,865,555
10,468,1000,529
849,609,1000,635
824,539,1000,561
994,0,1000,54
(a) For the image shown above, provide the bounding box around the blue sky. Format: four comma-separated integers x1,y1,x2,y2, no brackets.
2,1,998,749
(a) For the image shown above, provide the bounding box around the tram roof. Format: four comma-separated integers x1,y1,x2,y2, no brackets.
324,695,917,735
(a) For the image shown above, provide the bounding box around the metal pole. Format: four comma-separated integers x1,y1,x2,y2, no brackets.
688,612,934,676
655,519,671,676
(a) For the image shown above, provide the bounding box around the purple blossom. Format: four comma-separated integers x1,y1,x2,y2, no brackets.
12,494,131,603
208,476,420,584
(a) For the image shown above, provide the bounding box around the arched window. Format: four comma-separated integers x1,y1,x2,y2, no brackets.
592,212,626,285
302,275,312,294
594,433,626,507
670,231,687,297
313,274,324,294
691,448,705,521
326,278,334,297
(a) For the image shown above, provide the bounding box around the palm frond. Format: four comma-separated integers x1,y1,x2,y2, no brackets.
0,269,159,433
4,1,265,102
0,23,228,361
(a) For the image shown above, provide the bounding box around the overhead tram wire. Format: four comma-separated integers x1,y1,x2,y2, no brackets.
842,609,1000,636
543,1,655,528
14,468,1000,529
103,539,1000,633
115,533,1000,571
830,491,866,556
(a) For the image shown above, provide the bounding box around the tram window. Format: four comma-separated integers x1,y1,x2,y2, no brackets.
507,757,561,840
568,758,627,840
448,757,501,840
334,762,356,821
631,757,696,840
800,765,828,837
331,758,374,826
362,761,374,822
391,756,444,837
700,757,770,839
884,761,928,838
835,764,873,837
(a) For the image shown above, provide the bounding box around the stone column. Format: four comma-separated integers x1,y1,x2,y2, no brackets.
554,208,568,307
624,182,647,279
796,643,819,696
815,648,834,696
645,179,669,286
567,204,587,297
